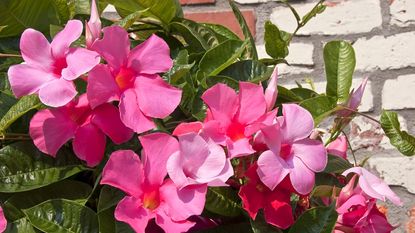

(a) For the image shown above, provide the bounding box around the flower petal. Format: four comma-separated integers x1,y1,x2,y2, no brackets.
159,179,207,221
260,124,282,155
348,78,368,110
263,191,294,229
140,133,179,187
172,122,203,136
135,75,182,118
0,206,6,232
201,84,238,126
8,64,55,98
289,157,315,195
101,150,144,197
51,20,83,58
236,82,266,124
87,64,120,108
38,78,77,107
327,136,348,159
92,26,130,70
86,0,101,48
292,138,327,172
19,29,53,71
128,34,173,74
281,104,314,143
166,151,193,188
238,164,264,219
119,89,155,133
265,67,278,111
61,48,100,81
72,123,106,167
29,109,77,156
227,138,255,158
156,212,195,233
115,196,151,233
257,150,290,190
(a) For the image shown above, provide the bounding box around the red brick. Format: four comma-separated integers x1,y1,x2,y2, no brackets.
180,0,215,5
184,10,256,39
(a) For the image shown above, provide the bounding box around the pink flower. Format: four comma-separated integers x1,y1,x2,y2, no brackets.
101,133,206,233
342,167,402,206
264,67,278,111
335,175,395,233
87,26,181,133
239,163,294,229
29,95,133,167
0,206,6,233
86,0,102,48
167,132,233,189
338,78,368,117
8,20,100,107
327,136,348,159
257,104,327,195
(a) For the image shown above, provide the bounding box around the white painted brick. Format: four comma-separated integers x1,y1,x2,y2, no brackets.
390,0,415,27
102,4,120,20
277,64,314,75
354,32,415,71
382,74,415,110
368,156,415,194
270,0,382,35
257,43,314,65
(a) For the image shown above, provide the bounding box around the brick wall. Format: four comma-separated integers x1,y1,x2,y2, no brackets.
104,1,415,231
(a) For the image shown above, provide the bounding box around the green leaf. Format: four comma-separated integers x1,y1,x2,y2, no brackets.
23,199,99,233
199,40,246,76
323,154,353,173
204,75,239,90
3,180,92,221
106,0,182,25
196,222,253,233
301,1,326,25
276,86,302,103
115,9,148,29
0,142,87,192
290,88,319,100
219,60,269,82
311,185,341,198
52,0,75,23
380,110,415,156
0,92,16,118
324,41,356,103
4,217,37,233
98,207,116,233
98,185,125,213
0,95,42,134
250,211,283,233
205,187,242,217
264,21,289,59
299,96,338,125
288,204,338,233
202,23,240,42
227,0,257,60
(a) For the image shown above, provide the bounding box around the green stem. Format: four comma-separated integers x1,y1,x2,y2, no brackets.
342,130,357,166
0,53,21,58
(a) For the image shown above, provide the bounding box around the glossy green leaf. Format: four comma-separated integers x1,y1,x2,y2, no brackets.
264,21,289,59
199,40,246,76
202,23,240,42
4,217,37,233
0,92,16,119
115,9,148,29
53,0,75,23
98,185,125,213
323,154,353,174
0,142,87,192
98,207,116,233
311,185,341,198
299,96,338,125
324,41,356,103
204,75,239,90
23,199,99,233
301,1,326,25
276,86,302,103
219,60,269,82
288,204,338,233
290,88,319,100
227,0,257,60
250,211,283,233
205,187,242,217
380,110,415,156
0,94,42,134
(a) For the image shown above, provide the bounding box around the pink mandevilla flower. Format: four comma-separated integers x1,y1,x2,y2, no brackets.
87,26,181,133
239,163,294,229
29,95,133,167
0,206,6,233
327,136,348,159
338,78,368,117
167,132,233,189
257,104,328,195
85,0,102,48
8,20,100,107
335,175,395,233
101,133,206,233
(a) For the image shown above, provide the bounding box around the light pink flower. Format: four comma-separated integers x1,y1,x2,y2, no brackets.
264,66,278,111
8,20,100,107
335,175,395,233
342,167,402,206
29,95,133,167
101,133,206,233
87,26,181,133
167,132,233,189
86,0,102,48
327,136,348,159
0,206,6,233
338,78,368,117
257,104,327,195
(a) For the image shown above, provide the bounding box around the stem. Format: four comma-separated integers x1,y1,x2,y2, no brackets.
0,133,31,140
342,130,357,166
338,106,380,124
0,53,21,58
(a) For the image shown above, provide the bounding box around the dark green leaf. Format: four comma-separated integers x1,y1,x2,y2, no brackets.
300,96,338,125
205,187,242,217
202,23,240,42
204,75,239,90
98,207,116,233
290,88,319,100
288,204,338,233
0,142,87,192
264,21,289,59
276,86,302,103
98,185,125,213
324,41,356,103
115,9,148,29
219,60,269,82
323,154,353,173
196,222,253,233
23,199,99,233
4,217,37,233
380,110,415,156
311,185,341,198
250,211,283,233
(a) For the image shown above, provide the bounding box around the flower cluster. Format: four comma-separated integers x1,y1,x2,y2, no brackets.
2,1,403,233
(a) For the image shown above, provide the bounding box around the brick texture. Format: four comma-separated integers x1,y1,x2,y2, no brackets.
184,10,256,39
180,0,215,5
390,0,415,27
382,74,415,110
